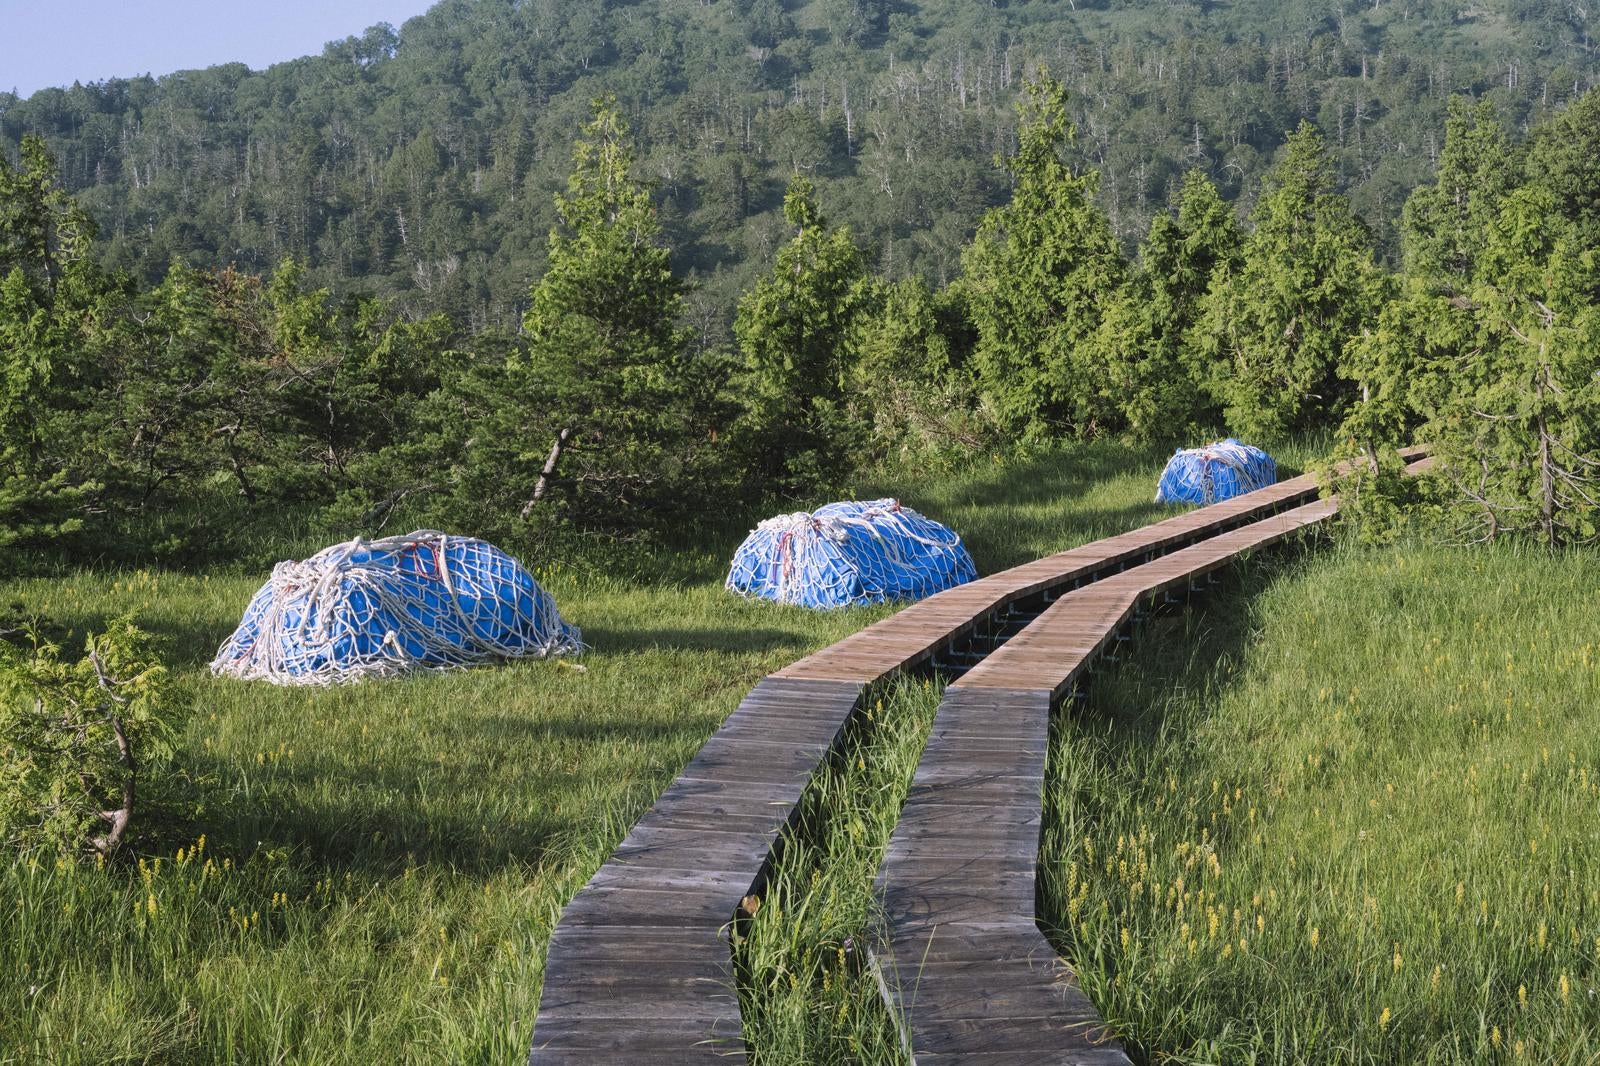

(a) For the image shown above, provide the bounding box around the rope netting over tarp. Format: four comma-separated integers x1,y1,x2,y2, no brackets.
1155,438,1278,506
726,498,976,610
211,531,583,685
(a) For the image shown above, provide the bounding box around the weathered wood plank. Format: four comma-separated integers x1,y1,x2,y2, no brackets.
532,451,1431,1063
531,675,866,1064
872,455,1434,1063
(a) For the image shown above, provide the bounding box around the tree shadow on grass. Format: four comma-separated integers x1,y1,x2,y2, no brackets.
939,439,1173,510
6,602,235,672
857,440,1181,573
1047,550,1297,807
577,624,817,657
958,501,1186,574
173,708,713,879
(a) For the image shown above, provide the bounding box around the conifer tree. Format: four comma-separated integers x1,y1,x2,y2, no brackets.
959,74,1125,439
1197,122,1383,441
1399,97,1519,286
1343,91,1600,547
0,136,107,555
1522,87,1600,299
1099,171,1241,441
1401,187,1600,546
469,98,695,527
847,276,978,456
1343,100,1515,458
733,175,868,494
106,264,277,507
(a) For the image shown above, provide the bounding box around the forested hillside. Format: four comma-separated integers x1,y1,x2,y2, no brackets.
3,0,1597,331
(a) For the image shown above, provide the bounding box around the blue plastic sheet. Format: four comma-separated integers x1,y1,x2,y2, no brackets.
211,531,582,684
726,499,976,610
1155,439,1277,506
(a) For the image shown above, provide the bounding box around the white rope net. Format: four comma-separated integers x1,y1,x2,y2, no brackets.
726,498,976,609
211,530,583,685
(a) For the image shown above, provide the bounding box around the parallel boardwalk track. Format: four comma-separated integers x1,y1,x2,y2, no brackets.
872,456,1435,1065
529,450,1426,1064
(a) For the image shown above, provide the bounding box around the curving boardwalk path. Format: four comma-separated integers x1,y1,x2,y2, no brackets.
529,451,1426,1064
871,455,1435,1065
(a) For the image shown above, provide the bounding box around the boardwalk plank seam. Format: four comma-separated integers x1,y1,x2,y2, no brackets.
529,449,1428,1064
871,456,1433,1065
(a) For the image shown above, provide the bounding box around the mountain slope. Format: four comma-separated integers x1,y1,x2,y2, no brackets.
2,0,1596,330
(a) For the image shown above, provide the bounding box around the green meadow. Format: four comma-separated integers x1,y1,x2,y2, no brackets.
4,443,1597,1064
1042,541,1600,1065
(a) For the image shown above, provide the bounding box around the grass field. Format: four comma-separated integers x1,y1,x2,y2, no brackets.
0,567,870,1064
1041,541,1600,1065
6,440,1595,1064
0,441,1179,1064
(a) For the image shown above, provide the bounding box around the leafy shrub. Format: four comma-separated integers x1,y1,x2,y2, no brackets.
0,618,178,856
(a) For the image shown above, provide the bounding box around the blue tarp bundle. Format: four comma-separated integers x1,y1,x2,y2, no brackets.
1155,439,1277,506
211,530,582,685
726,499,976,610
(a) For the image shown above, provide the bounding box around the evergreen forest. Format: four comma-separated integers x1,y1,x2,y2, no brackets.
3,0,1599,565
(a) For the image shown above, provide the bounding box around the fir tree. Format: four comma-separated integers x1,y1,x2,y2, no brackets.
1198,122,1383,441
1344,91,1600,547
959,74,1125,440
1099,171,1241,441
1399,97,1519,286
0,136,107,556
469,98,696,528
846,277,978,457
733,175,868,495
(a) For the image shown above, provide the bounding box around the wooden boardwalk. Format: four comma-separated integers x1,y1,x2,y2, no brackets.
873,457,1434,1064
529,451,1426,1064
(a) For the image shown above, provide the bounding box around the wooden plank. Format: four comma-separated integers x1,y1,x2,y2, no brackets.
774,468,1331,684
532,450,1432,1063
532,675,864,1063
872,456,1433,1063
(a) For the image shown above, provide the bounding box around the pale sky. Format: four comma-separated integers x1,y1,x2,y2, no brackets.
0,0,439,98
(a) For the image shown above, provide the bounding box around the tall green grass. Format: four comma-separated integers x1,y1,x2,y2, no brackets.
737,679,939,1065
0,568,879,1063
0,439,1180,1063
16,437,1530,1065
1041,541,1600,1064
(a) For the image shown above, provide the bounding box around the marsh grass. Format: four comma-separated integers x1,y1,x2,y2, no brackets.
1041,541,1600,1064
12,436,1527,1065
0,568,879,1063
734,678,940,1066
1,439,1182,1064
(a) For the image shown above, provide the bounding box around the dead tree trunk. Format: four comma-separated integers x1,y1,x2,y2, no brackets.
221,424,258,503
90,715,135,856
1536,357,1556,549
521,427,572,519
86,649,136,856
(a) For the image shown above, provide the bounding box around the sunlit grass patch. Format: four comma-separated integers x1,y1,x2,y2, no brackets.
736,678,939,1065
0,565,875,1063
1043,542,1600,1065
7,439,1547,1065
